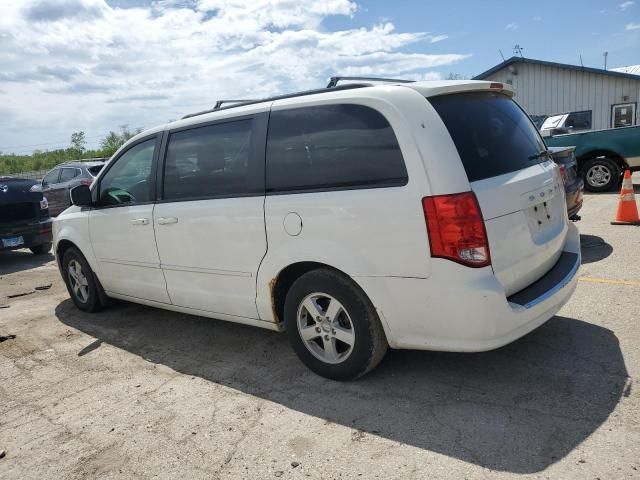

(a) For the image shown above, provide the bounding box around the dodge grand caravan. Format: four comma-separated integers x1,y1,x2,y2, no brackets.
53,78,580,380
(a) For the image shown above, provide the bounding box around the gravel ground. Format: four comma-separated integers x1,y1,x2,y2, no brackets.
1,184,639,479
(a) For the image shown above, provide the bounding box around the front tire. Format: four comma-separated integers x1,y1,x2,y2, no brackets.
284,268,388,380
30,243,52,255
582,157,621,192
62,247,101,312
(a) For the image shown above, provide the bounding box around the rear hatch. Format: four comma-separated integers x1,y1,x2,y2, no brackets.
429,92,567,295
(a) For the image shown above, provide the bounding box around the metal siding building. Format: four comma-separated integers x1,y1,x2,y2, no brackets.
474,57,640,131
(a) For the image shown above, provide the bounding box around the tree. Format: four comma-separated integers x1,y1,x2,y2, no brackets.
70,131,87,156
0,124,145,176
99,125,143,157
100,131,122,157
446,72,465,80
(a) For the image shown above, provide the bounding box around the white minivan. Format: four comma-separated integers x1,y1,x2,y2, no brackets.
54,78,580,380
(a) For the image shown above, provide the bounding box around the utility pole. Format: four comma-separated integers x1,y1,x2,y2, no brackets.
513,45,524,58
604,51,608,70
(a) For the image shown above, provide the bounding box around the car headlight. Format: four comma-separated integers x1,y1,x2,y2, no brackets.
40,197,49,210
30,184,43,192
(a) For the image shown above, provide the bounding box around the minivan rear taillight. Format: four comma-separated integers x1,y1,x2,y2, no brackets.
422,192,491,268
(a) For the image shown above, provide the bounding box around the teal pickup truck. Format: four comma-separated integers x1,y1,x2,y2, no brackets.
544,125,640,192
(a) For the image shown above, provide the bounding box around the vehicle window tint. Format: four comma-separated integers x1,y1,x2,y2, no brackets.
266,104,407,192
43,169,60,186
565,111,592,130
99,139,155,206
163,119,252,200
88,165,104,176
429,92,547,182
59,168,80,183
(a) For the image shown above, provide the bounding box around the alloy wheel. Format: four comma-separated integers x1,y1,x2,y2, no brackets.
296,293,355,364
586,164,612,189
68,259,89,303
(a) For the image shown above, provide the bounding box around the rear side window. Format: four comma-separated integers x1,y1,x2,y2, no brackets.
428,92,547,182
59,167,80,182
163,119,252,200
266,104,407,192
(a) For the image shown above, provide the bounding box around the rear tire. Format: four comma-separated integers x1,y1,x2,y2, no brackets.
30,243,52,255
284,268,388,380
582,157,621,192
62,247,102,313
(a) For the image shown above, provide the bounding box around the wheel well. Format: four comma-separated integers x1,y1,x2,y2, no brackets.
577,151,628,171
56,239,77,263
270,262,347,325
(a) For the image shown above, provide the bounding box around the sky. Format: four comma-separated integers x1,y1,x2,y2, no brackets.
0,0,638,155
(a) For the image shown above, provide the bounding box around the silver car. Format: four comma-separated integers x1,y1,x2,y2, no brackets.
41,160,106,216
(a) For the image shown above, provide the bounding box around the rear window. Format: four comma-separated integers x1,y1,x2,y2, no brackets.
88,165,104,176
428,92,547,182
266,104,407,192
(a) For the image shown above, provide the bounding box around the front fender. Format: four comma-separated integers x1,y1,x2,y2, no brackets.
53,207,99,274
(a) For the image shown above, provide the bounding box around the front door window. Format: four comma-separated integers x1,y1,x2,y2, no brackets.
98,139,155,206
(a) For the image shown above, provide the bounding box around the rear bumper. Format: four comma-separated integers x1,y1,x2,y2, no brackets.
565,179,584,218
356,222,581,352
0,218,53,251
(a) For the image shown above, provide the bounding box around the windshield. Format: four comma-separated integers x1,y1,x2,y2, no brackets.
428,92,548,182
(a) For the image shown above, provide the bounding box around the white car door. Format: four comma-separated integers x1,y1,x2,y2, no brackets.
89,135,171,303
153,113,268,318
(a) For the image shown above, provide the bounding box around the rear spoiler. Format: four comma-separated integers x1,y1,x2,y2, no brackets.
407,81,515,98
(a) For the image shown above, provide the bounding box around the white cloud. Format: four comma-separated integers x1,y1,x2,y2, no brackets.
620,1,635,11
505,22,519,30
0,0,469,153
626,22,640,29
429,34,448,43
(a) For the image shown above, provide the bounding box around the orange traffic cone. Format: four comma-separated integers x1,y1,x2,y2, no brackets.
611,170,640,225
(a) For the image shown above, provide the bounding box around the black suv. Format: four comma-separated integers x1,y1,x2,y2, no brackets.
0,176,53,254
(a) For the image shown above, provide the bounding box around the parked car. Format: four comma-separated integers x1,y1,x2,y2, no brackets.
544,125,640,192
0,176,53,254
549,146,583,220
53,78,580,380
40,159,106,216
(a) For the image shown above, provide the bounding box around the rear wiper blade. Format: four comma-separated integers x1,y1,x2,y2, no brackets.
528,150,551,161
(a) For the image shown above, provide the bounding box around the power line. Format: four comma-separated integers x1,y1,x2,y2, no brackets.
0,133,104,151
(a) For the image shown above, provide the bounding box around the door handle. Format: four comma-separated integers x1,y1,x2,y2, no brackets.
130,218,149,226
157,216,178,225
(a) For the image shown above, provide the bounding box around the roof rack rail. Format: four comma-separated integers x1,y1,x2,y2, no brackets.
213,99,259,110
181,83,370,120
326,76,414,88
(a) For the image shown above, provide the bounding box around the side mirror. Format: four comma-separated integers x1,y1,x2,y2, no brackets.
70,184,93,207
